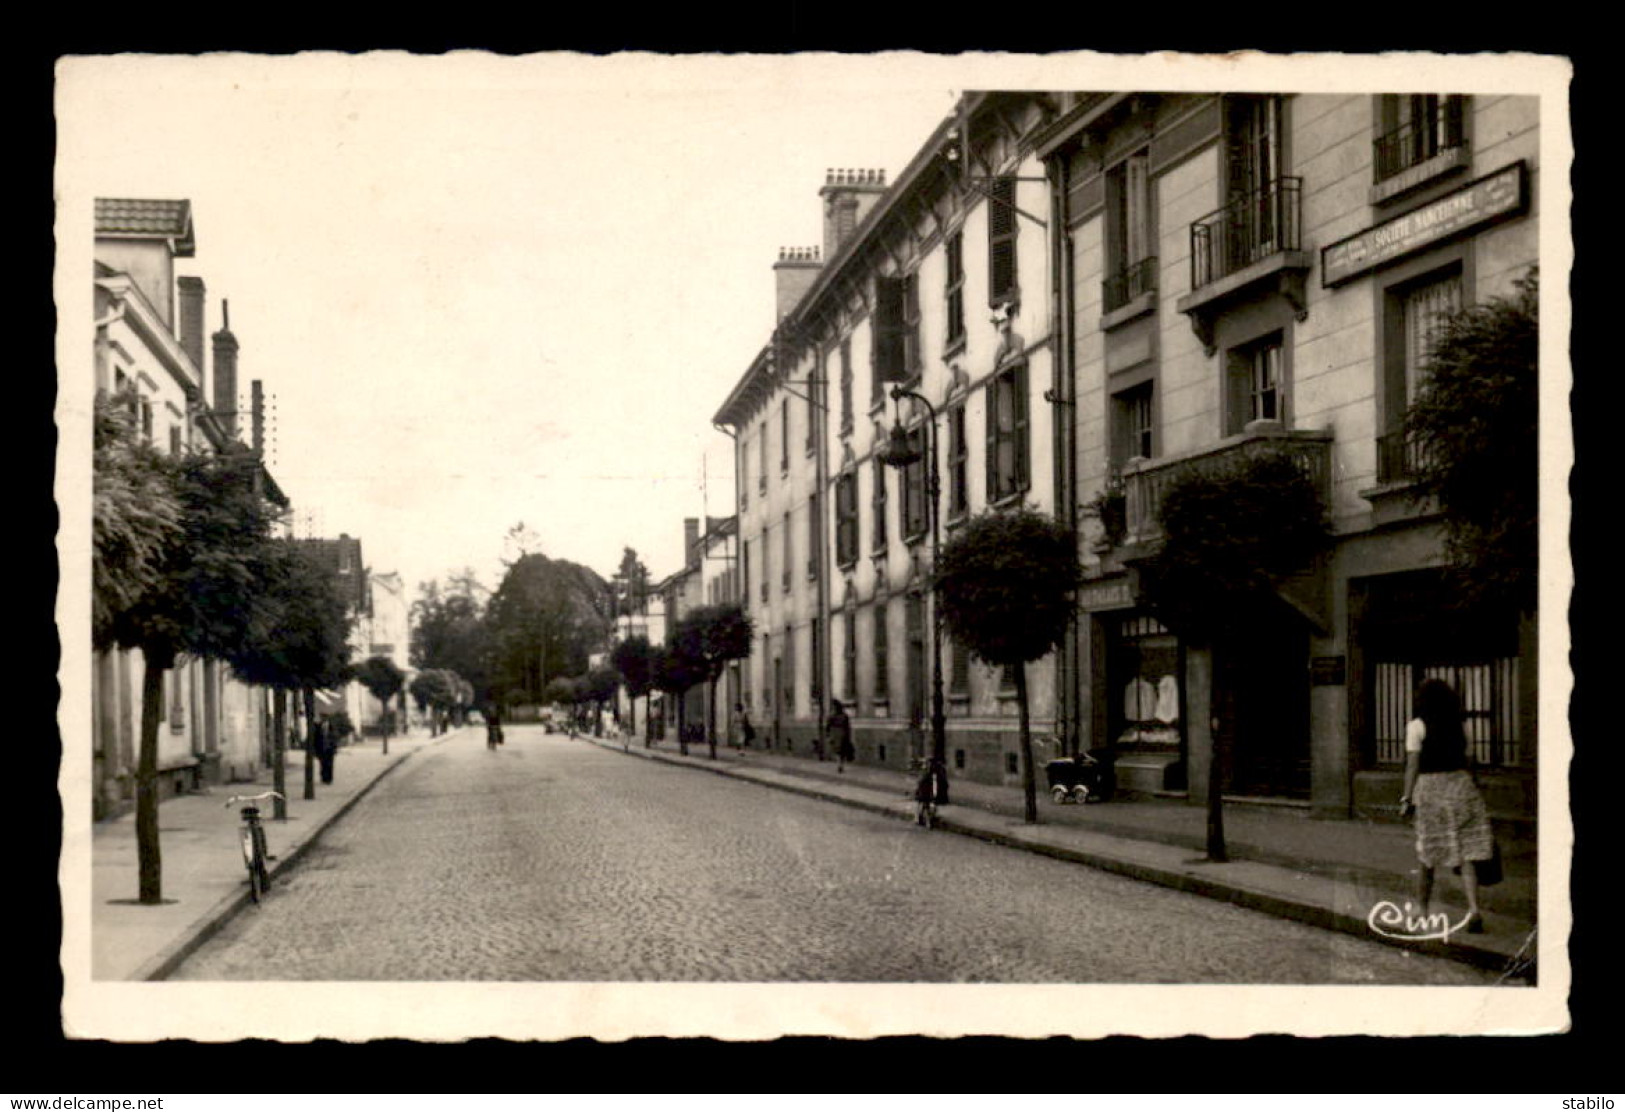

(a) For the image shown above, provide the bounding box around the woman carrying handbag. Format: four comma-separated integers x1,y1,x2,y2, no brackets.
1400,678,1497,934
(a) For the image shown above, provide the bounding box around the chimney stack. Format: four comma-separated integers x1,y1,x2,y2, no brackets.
773,246,822,321
251,379,265,456
177,276,206,385
818,168,888,263
211,298,239,439
684,518,700,568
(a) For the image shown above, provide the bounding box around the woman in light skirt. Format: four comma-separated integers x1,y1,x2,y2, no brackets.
1400,678,1495,933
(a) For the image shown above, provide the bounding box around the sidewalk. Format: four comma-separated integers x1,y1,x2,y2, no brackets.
584,731,1540,980
89,727,461,981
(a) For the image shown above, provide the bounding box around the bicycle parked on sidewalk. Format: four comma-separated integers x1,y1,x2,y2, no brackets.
225,791,284,903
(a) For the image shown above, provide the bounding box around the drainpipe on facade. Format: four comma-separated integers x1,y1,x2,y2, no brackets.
1047,150,1080,759
813,343,830,767
714,419,743,741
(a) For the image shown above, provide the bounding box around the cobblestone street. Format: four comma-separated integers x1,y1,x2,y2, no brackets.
174,727,1498,984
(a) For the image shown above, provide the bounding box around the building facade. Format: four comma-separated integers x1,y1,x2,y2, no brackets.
1036,92,1539,820
92,199,288,817
715,93,1068,784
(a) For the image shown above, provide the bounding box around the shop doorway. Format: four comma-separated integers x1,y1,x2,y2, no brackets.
1221,612,1311,799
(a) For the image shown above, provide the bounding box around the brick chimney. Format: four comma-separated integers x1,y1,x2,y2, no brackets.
818,168,888,262
684,517,700,568
773,246,822,322
211,299,239,439
177,276,206,383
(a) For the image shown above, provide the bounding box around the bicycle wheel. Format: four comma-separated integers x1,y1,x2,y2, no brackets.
251,827,271,901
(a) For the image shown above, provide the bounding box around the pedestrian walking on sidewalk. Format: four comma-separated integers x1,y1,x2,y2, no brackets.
733,703,756,751
314,718,338,785
915,755,948,827
828,700,854,773
1401,678,1494,934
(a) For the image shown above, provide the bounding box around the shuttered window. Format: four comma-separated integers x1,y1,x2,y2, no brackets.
987,176,1019,307
873,273,920,388
871,458,888,553
985,362,1029,502
835,472,859,567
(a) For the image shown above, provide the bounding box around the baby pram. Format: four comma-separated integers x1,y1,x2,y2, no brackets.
1045,752,1109,804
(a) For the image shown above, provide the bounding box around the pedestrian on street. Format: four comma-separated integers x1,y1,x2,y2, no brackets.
486,706,505,749
827,699,854,773
733,703,756,751
1401,677,1494,934
915,755,948,827
314,718,338,784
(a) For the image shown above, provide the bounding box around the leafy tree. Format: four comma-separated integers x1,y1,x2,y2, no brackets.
1137,447,1331,860
610,634,655,740
355,655,406,752
670,604,754,759
229,540,354,804
934,509,1081,824
487,553,612,709
610,547,651,630
650,642,706,753
93,403,282,904
92,392,182,642
1404,267,1538,616
410,668,456,734
583,665,621,736
410,571,492,702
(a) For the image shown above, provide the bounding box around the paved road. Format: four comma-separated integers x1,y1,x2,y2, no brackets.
174,727,1499,984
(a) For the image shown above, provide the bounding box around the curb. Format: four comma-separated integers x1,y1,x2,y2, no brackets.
135,734,449,982
586,735,1536,982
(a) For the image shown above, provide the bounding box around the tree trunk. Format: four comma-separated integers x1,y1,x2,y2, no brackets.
272,688,288,821
706,677,719,759
677,693,688,755
1206,645,1230,863
380,694,391,754
1015,661,1038,825
136,649,168,904
302,688,317,801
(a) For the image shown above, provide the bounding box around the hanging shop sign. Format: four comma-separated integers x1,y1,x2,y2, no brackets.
1321,161,1527,287
1078,576,1136,612
1310,655,1347,686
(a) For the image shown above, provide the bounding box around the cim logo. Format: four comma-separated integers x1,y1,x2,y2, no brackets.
1366,900,1473,942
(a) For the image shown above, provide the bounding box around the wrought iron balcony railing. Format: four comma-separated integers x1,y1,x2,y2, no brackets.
1103,255,1158,314
1189,178,1303,291
1373,101,1467,183
1376,426,1432,486
1121,427,1332,544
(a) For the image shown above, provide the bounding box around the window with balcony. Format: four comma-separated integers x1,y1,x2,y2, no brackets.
871,458,889,553
1104,151,1156,316
1374,95,1468,186
901,426,928,543
873,273,921,394
1190,96,1301,290
1378,266,1464,484
946,405,968,520
1225,332,1288,436
986,362,1029,504
780,400,790,473
760,524,770,602
944,230,966,351
987,176,1019,308
835,471,859,567
806,350,821,455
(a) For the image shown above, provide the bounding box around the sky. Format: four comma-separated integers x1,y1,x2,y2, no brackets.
57,51,1568,604
58,52,975,599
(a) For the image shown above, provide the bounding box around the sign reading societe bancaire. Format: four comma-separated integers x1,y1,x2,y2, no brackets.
1320,162,1528,287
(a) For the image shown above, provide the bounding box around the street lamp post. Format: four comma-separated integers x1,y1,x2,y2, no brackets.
876,385,947,795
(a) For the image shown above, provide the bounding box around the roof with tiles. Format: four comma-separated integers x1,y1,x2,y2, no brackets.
95,198,196,256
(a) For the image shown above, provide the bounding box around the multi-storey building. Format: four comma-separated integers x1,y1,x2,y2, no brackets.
92,199,288,816
1037,92,1539,821
715,93,1067,782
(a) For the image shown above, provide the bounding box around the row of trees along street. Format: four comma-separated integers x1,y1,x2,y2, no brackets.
93,389,355,903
